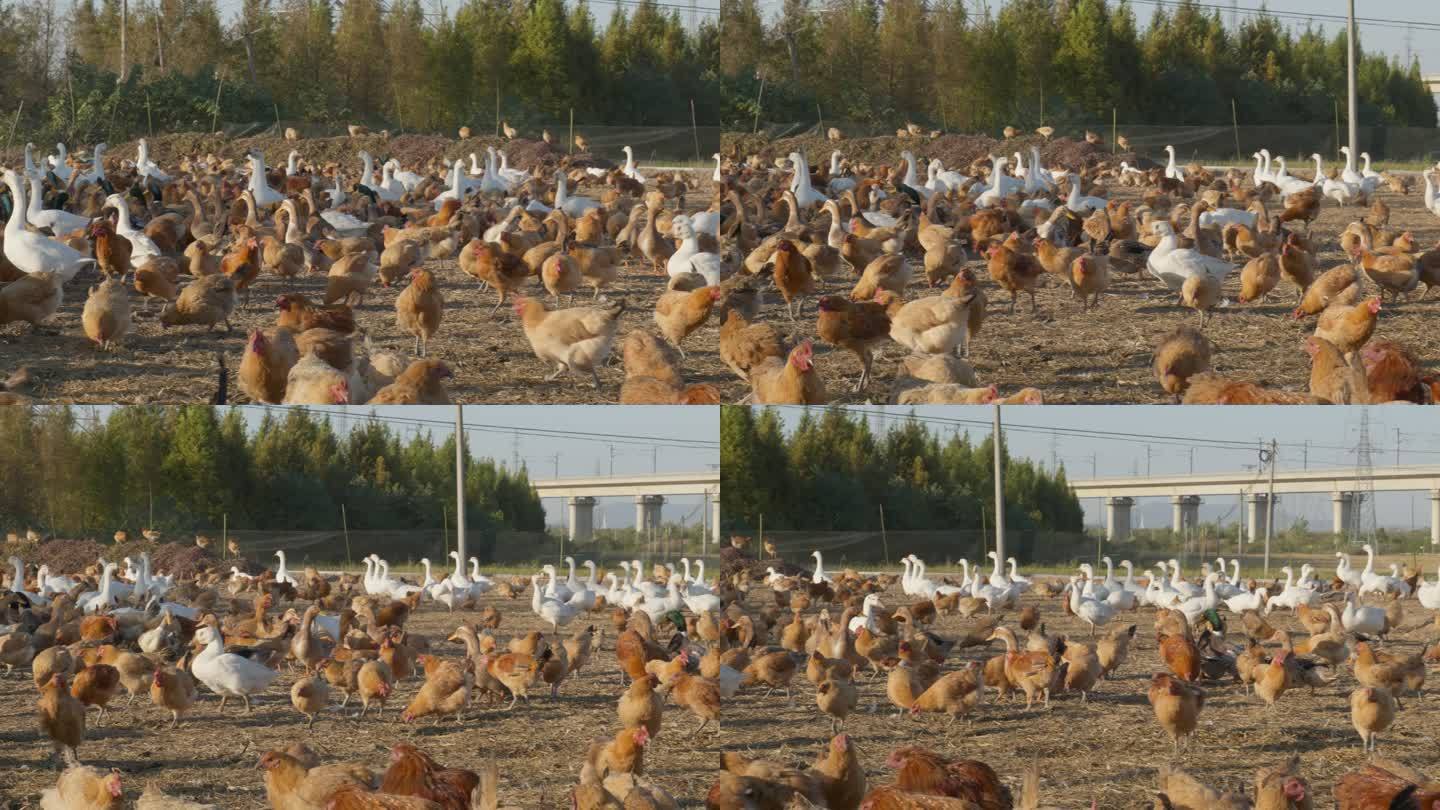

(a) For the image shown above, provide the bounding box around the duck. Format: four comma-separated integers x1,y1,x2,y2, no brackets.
666,214,723,287
25,176,92,235
1146,221,1234,293
3,169,96,283
191,625,280,711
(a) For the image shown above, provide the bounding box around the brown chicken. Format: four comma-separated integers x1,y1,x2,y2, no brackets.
1152,325,1213,400
1254,650,1290,707
1278,236,1316,298
460,241,531,314
986,242,1045,313
69,663,121,724
749,340,826,404
1291,264,1359,317
160,274,238,332
1306,335,1369,404
742,650,799,699
395,268,444,357
1182,373,1319,404
38,672,86,764
889,661,983,724
718,308,784,382
1148,672,1204,750
1360,339,1428,403
221,237,261,308
259,749,377,810
149,664,197,727
134,257,179,308
77,276,130,350
653,286,720,356
1070,253,1109,310
1351,686,1395,753
1238,252,1281,303
401,660,471,724
380,743,479,810
1315,297,1381,355
619,330,720,405
357,660,395,717
816,295,892,392
0,271,61,329
90,219,133,277
515,297,624,388
660,671,721,735
239,326,300,404
617,672,663,737
326,251,378,306
815,677,859,733
484,650,546,709
772,240,816,319
851,254,911,302
276,293,357,333
1333,759,1440,809
883,748,1010,809
40,765,123,810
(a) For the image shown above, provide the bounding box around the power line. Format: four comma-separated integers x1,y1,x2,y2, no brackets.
232,405,719,451
1125,0,1440,33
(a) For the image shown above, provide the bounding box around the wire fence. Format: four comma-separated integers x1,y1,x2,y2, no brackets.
217,527,720,573
746,121,1440,163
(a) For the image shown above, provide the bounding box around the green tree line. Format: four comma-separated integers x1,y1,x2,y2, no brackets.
720,406,1084,534
0,405,545,541
719,0,1437,132
0,0,718,145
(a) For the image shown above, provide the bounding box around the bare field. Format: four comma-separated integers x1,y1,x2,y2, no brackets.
2,566,1438,807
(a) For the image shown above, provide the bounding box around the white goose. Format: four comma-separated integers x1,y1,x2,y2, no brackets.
542,564,574,602
104,193,162,263
621,145,646,183
1068,576,1115,636
386,159,425,192
1356,544,1396,596
135,139,171,183
319,182,371,238
826,151,856,194
810,550,832,584
25,177,91,235
1340,592,1386,636
532,573,578,631
847,593,885,635
1146,221,1234,293
7,557,47,605
1167,559,1203,599
192,625,279,711
3,169,96,283
74,143,108,187
1006,557,1031,592
1338,146,1367,187
46,142,74,183
1335,552,1363,590
712,153,722,183
1314,154,1359,205
1225,586,1267,614
1417,565,1440,610
1163,145,1185,180
246,154,285,208
1078,563,1109,601
637,575,685,621
553,171,599,217
466,557,494,594
630,559,666,600
1177,573,1221,625
788,151,829,209
666,215,723,287
273,550,300,587
1424,171,1440,217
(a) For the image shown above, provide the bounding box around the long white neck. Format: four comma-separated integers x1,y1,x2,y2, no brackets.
693,560,705,584
813,552,825,576
532,579,544,611
1363,547,1375,574
470,558,481,579
681,558,692,582
1362,153,1373,172
4,174,24,238
421,559,433,581
276,551,288,576
26,177,44,220
361,152,374,186
829,152,841,174
10,558,22,588
902,152,919,186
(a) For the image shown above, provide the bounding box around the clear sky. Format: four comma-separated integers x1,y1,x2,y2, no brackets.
90,405,719,530
752,0,1440,86
763,405,1440,532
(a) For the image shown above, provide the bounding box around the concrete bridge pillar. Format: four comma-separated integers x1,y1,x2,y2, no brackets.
1170,495,1201,532
1331,492,1363,535
1431,490,1440,546
567,496,596,543
710,497,722,545
1106,497,1134,542
1248,493,1277,539
634,495,665,535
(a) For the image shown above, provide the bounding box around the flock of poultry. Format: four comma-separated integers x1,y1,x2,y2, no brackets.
0,134,726,404
715,139,1440,404
3,537,1440,808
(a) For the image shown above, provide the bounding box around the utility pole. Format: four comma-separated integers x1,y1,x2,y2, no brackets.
1146,445,1153,477
1264,439,1277,576
551,453,560,479
1188,447,1195,474
993,404,1006,564
1346,0,1358,161
651,447,658,473
455,405,467,562
118,0,128,82
609,444,616,476
1395,428,1401,466
1303,440,1309,470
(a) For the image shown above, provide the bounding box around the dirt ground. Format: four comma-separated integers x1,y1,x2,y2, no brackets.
2,560,1437,807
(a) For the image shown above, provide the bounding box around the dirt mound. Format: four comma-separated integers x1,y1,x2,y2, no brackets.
34,538,108,574
33,537,231,579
